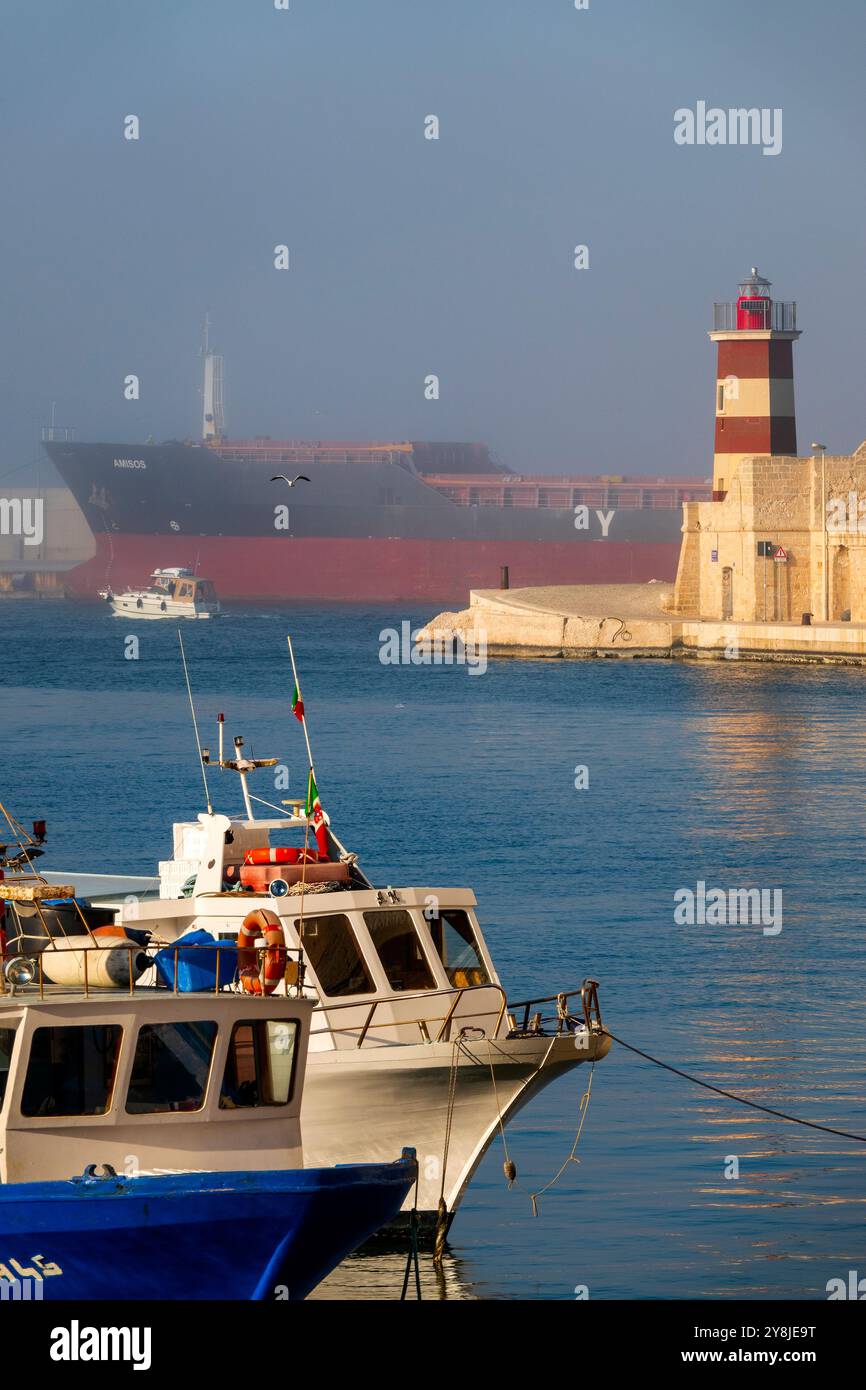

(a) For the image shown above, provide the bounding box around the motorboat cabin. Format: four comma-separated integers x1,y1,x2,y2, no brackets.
0,957,311,1184
41,807,512,1052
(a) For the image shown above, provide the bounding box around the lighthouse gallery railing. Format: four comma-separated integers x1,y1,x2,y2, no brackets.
712,301,797,332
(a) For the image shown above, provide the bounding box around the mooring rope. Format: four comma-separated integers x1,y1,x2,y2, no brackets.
433,1041,461,1265
529,1062,596,1215
485,1039,517,1187
603,1029,866,1143
400,1166,423,1301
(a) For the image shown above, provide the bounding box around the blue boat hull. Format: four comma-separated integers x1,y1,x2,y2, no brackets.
0,1159,416,1300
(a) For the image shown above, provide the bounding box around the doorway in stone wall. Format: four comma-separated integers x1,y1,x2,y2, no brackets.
832,546,850,620
721,566,733,620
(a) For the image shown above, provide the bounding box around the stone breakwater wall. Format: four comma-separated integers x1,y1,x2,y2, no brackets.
419,586,866,665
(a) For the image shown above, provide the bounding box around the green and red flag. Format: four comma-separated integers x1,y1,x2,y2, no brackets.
305,768,320,820
291,682,305,723
306,768,329,858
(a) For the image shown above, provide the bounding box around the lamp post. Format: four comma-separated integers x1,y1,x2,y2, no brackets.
812,443,828,621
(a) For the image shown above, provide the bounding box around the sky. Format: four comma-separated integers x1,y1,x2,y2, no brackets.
1,0,864,486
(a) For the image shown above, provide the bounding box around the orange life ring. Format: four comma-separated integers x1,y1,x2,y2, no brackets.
237,908,287,996
243,847,319,866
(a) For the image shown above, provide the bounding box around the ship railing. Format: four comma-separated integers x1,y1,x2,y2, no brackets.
505,979,603,1037
430,484,705,511
310,981,508,1047
1,942,307,1000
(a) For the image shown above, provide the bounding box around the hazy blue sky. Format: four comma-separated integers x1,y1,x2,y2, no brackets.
2,0,864,484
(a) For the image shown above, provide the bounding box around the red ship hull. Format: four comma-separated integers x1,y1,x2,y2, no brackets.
66,534,680,604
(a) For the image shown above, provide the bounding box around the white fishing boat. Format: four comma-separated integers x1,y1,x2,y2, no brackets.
99,567,220,619
35,640,611,1237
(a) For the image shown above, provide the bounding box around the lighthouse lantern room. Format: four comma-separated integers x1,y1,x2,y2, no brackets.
736,268,773,330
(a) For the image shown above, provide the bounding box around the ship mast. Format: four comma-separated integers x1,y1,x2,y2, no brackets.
201,313,225,442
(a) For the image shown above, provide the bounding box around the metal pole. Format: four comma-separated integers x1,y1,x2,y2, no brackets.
822,450,829,621
238,769,254,821
286,635,315,773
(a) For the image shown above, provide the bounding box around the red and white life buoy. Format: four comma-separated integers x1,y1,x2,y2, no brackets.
237,908,287,996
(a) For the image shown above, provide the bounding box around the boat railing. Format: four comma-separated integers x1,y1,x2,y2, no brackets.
1,942,307,1000
310,981,508,1046
505,979,603,1036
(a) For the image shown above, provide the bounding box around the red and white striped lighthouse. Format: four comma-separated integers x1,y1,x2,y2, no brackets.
709,268,800,496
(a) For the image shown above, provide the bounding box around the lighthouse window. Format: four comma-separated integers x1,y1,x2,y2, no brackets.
126,1021,218,1114
426,909,490,987
21,1025,122,1117
363,910,436,991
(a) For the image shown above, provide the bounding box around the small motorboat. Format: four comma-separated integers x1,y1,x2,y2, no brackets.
99,568,220,619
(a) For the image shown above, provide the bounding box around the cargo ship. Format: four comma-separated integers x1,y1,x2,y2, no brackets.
42,336,709,603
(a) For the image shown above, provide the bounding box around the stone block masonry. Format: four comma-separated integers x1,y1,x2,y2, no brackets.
671,444,866,625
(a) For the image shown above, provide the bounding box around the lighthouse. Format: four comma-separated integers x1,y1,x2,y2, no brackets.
709,269,800,497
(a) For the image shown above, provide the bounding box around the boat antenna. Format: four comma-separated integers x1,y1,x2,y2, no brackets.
178,629,213,815
286,634,316,774
286,634,319,931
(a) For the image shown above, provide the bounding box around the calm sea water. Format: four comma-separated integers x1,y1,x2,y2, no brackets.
2,599,864,1301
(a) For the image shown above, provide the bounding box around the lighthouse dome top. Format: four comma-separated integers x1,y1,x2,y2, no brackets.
739,267,772,294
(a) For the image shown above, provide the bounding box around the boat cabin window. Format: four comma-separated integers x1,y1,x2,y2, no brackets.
21,1025,122,1117
126,1021,218,1114
219,1019,298,1108
152,575,171,592
178,582,195,601
196,581,216,601
363,910,436,992
297,913,374,997
427,909,490,987
0,1027,17,1109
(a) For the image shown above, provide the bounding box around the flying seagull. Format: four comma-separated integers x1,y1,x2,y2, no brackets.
271,474,311,487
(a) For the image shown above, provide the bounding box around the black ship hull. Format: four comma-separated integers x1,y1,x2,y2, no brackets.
44,441,686,601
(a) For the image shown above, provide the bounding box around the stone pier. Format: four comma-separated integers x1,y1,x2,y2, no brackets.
420,582,866,665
